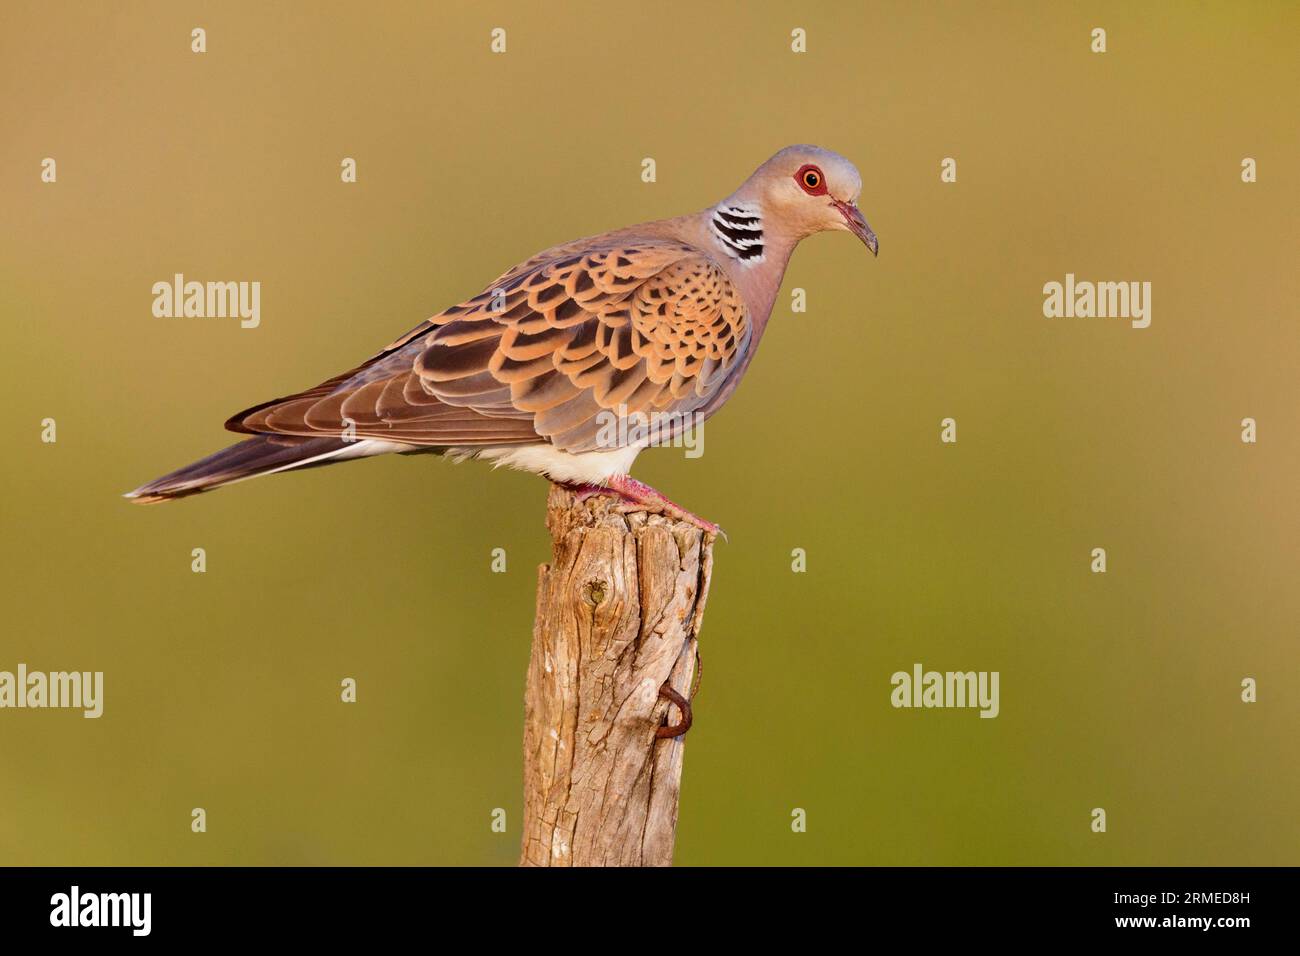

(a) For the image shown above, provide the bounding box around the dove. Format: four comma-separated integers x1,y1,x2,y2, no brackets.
126,145,878,531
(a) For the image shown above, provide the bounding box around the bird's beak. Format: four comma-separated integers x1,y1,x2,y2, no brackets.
832,199,878,256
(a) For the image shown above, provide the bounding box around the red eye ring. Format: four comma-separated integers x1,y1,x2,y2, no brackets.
795,164,827,196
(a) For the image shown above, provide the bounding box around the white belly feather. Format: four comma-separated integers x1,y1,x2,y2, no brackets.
447,443,643,485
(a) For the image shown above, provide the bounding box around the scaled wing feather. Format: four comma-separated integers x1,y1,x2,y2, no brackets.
225,239,750,454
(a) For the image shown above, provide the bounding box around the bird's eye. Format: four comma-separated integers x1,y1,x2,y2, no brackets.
795,164,827,195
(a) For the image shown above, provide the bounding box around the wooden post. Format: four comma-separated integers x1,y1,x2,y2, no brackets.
519,484,715,867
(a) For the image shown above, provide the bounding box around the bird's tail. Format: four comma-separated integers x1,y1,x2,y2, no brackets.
123,434,392,503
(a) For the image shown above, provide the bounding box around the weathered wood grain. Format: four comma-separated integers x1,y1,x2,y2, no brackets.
519,484,715,867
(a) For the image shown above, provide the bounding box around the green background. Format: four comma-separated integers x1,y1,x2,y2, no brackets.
1,1,1296,865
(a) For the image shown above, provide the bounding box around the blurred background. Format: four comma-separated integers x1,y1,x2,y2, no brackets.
1,1,1296,865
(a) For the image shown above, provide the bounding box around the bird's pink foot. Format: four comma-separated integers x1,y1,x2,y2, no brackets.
565,476,724,540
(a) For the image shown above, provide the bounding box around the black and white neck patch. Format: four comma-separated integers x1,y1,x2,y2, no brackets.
711,203,764,263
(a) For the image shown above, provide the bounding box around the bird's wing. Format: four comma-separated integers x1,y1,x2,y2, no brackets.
226,239,751,452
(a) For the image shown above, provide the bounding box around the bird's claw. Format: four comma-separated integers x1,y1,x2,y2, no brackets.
613,502,725,541
566,477,725,541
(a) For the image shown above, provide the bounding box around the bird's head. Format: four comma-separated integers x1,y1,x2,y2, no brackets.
728,145,877,256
